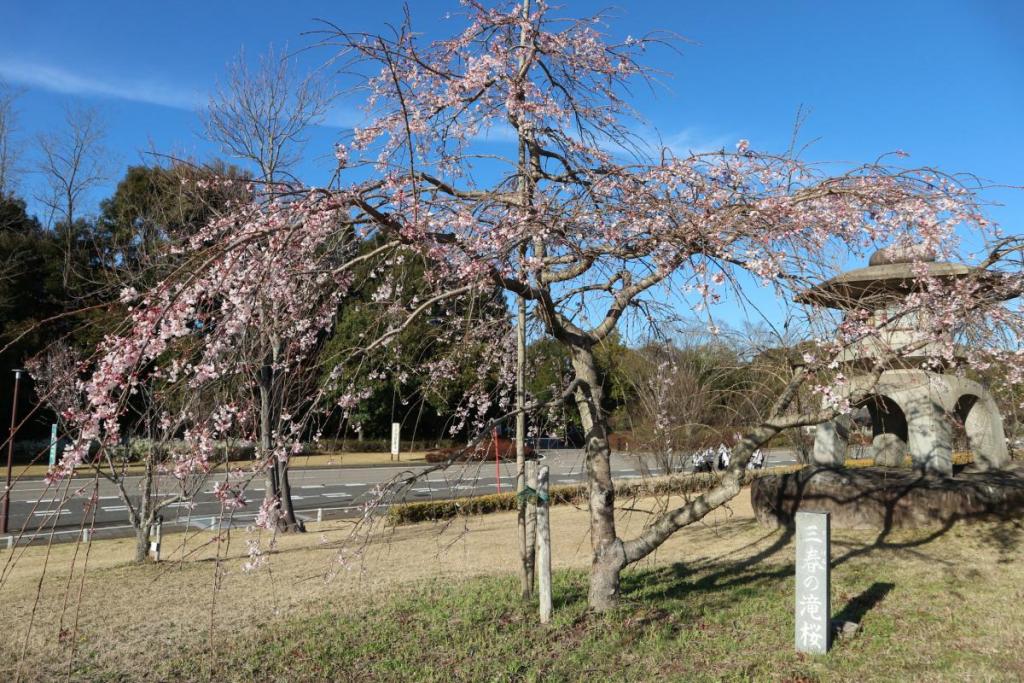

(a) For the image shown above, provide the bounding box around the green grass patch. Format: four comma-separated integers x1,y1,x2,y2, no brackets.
155,526,1024,682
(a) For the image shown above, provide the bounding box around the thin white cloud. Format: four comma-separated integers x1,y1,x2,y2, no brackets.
0,59,204,110
640,126,733,157
320,105,363,130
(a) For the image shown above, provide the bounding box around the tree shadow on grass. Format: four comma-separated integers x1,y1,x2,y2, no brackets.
624,465,1024,607
833,581,894,625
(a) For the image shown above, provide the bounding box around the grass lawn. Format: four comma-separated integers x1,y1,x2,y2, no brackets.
162,534,1024,682
1,489,1022,681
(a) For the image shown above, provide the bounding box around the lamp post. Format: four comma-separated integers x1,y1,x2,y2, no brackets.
2,369,25,535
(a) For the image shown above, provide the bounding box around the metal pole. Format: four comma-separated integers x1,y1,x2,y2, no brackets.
2,369,23,535
493,426,502,494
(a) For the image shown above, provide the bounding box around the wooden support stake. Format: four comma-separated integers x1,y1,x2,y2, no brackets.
150,516,163,562
537,464,552,623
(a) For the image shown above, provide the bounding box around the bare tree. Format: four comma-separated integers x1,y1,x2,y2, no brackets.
35,105,107,228
35,105,107,285
203,45,330,186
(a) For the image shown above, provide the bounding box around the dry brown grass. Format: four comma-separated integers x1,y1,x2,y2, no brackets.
0,490,761,680
1,484,1021,681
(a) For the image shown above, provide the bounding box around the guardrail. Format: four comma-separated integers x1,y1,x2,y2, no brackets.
0,503,382,549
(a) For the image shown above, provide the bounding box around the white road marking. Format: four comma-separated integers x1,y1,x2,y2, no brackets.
102,506,129,512
323,493,351,499
290,495,305,500
300,485,324,489
32,509,71,516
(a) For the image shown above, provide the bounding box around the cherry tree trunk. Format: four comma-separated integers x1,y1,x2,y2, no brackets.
258,365,302,532
570,345,627,611
259,368,280,526
276,459,304,532
133,525,150,564
131,452,155,564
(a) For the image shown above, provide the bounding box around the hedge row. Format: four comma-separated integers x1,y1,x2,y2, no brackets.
385,464,804,526
308,438,457,454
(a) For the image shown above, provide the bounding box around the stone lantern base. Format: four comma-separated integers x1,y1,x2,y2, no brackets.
812,369,1008,477
752,464,1024,530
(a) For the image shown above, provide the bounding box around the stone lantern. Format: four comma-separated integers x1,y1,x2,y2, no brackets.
798,246,1009,477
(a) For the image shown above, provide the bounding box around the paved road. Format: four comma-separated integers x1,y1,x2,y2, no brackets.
3,448,802,544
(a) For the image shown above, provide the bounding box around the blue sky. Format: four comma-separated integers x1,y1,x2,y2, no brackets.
2,0,1022,331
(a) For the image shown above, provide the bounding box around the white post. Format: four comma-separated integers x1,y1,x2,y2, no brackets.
391,422,401,461
795,511,831,654
82,528,92,544
316,508,323,523
537,465,552,624
49,423,58,467
4,536,11,550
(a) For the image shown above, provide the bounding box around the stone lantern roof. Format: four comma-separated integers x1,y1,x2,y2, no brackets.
796,246,980,310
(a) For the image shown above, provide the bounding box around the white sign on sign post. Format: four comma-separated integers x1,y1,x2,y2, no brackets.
795,510,830,654
390,422,400,460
